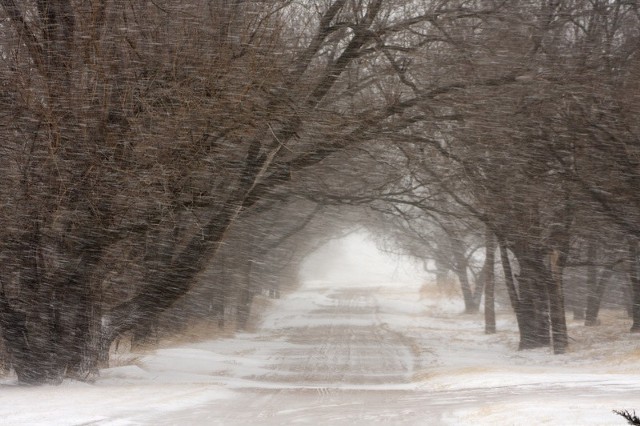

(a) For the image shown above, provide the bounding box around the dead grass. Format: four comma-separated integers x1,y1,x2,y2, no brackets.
107,319,235,365
111,296,274,357
420,280,461,300
103,296,274,369
108,352,144,368
151,320,235,348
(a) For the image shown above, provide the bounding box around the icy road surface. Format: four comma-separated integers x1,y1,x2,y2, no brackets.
2,281,640,425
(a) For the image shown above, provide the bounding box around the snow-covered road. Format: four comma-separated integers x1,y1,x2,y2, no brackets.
2,281,640,425
258,290,418,385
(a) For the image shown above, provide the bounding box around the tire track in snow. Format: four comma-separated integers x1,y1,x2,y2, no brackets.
256,288,419,385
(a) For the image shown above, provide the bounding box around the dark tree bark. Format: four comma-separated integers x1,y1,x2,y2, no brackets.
452,245,479,314
1,229,106,383
584,268,613,326
484,229,496,334
576,243,597,320
627,238,640,333
583,242,614,327
237,259,255,330
498,238,554,350
511,241,551,350
499,240,526,339
548,249,568,354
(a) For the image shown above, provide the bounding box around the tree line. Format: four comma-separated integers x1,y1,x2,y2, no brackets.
0,0,639,384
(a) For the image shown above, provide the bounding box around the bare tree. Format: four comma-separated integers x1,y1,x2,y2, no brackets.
0,0,452,384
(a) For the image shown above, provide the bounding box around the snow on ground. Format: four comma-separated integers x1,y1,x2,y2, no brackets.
2,234,640,425
2,282,640,425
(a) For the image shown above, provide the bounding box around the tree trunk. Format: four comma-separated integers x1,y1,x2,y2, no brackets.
499,240,528,342
213,253,228,328
237,260,254,330
3,271,101,383
512,242,551,350
0,289,29,380
573,240,600,325
627,238,640,332
1,226,63,384
453,248,478,314
584,269,612,326
548,249,568,354
484,230,496,334
434,259,448,288
1,227,106,383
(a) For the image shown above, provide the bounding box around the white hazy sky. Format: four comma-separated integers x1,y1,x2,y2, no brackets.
298,230,425,288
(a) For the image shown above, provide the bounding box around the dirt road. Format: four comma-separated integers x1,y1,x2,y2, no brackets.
257,289,419,385
133,286,640,425
151,287,436,424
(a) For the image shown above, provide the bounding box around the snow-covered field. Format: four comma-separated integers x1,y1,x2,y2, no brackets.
2,276,640,425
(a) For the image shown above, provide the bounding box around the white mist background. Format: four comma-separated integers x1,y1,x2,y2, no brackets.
298,230,425,289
